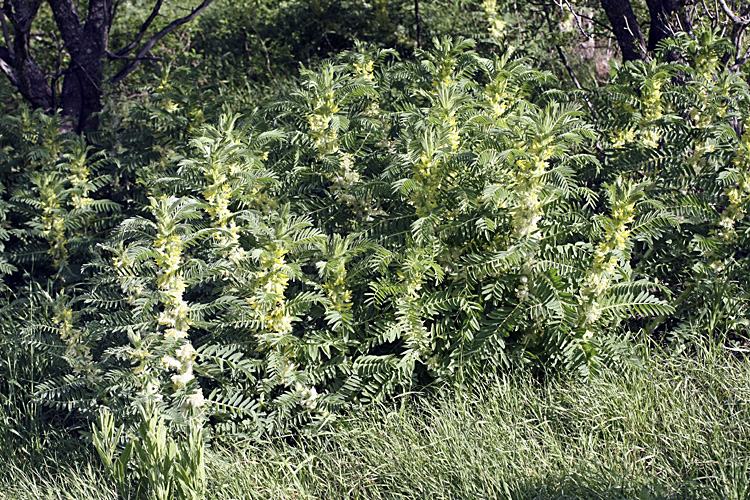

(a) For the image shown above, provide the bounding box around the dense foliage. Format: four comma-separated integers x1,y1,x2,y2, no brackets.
1,1,749,498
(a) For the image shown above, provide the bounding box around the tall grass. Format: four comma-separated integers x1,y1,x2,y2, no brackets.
0,461,117,500
3,344,749,500
208,345,750,500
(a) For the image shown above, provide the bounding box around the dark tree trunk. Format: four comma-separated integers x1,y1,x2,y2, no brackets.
60,61,103,132
2,0,53,109
49,0,108,132
645,0,692,52
599,0,648,61
646,0,674,51
0,0,214,133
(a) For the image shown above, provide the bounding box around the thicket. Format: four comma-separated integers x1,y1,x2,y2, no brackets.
1,1,749,498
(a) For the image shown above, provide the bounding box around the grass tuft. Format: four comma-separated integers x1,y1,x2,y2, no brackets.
2,345,749,500
208,346,750,499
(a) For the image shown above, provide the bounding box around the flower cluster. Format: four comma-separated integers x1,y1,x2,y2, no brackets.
149,197,202,409
641,73,665,121
295,382,320,410
162,343,198,391
485,77,511,119
717,126,750,242
308,89,340,155
329,152,360,205
412,152,441,217
64,139,93,211
609,64,671,151
36,173,69,270
481,0,506,39
251,242,294,335
53,301,97,381
353,59,374,81
510,153,550,239
433,56,456,88
578,179,638,333
610,127,636,149
515,274,530,302
322,259,353,314
445,113,461,153
154,233,190,340
640,128,662,149
201,159,246,263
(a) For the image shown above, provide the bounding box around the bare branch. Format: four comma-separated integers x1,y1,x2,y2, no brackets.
164,0,193,13
730,36,750,70
5,0,44,32
718,0,750,24
105,49,160,62
699,0,716,20
542,0,599,123
598,0,649,61
555,0,593,39
0,59,19,85
0,46,19,86
714,0,720,24
114,0,163,56
111,0,121,23
740,43,750,63
0,12,12,58
247,16,277,86
110,0,213,86
735,25,746,57
569,11,620,36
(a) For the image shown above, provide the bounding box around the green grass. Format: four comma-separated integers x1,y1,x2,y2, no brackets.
2,344,749,500
0,460,117,500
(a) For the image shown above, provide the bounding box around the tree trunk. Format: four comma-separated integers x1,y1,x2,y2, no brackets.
646,0,673,51
49,0,109,132
60,60,103,132
599,0,648,61
1,0,214,132
2,0,53,109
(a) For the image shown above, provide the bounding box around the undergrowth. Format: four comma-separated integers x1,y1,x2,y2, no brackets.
1,22,750,500
2,344,748,500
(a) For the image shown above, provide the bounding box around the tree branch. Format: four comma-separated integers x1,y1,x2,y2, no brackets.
718,0,750,25
110,0,213,86
555,0,593,39
414,0,421,48
110,0,121,25
645,0,678,51
0,45,19,87
730,37,750,70
2,0,52,109
47,0,83,49
542,1,599,123
6,0,44,32
699,0,716,21
246,16,277,86
105,49,160,62
598,0,649,61
0,11,12,58
114,0,163,56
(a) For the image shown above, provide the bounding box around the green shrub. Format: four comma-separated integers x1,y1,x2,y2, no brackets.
1,29,749,500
